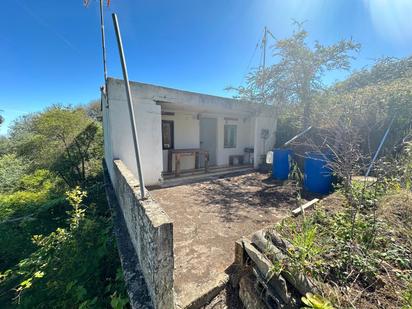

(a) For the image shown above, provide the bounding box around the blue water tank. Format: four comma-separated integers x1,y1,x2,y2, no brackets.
304,152,332,194
272,148,292,180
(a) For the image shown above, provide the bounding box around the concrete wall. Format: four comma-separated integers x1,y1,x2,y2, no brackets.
104,79,163,186
216,115,253,165
113,160,174,308
253,115,277,168
103,93,115,179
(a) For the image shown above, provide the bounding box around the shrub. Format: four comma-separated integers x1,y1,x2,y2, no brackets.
0,154,27,193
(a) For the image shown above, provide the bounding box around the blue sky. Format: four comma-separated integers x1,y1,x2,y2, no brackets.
1,0,412,135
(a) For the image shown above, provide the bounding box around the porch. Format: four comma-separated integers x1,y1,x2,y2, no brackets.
159,163,254,188
159,100,258,183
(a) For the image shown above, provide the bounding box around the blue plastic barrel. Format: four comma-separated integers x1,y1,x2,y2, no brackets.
304,152,332,194
272,148,292,180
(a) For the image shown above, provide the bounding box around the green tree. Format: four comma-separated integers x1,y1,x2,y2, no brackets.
0,136,10,156
0,110,4,127
231,23,360,132
9,106,103,186
314,57,412,155
85,100,102,122
0,154,27,193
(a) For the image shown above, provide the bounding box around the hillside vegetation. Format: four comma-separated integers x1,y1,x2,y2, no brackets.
0,104,128,308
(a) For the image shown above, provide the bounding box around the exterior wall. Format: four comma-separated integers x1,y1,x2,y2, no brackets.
104,79,163,186
253,115,277,168
215,115,253,166
161,112,254,171
113,160,174,308
103,93,115,180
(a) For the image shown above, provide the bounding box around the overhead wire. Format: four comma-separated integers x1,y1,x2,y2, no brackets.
239,29,265,86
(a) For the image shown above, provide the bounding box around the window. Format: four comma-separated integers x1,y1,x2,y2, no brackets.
162,120,174,149
224,124,237,148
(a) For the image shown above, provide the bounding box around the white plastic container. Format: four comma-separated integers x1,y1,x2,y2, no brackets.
266,151,273,164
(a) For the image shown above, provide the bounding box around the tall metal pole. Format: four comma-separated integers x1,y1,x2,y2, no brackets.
262,26,267,69
365,117,395,177
284,126,312,146
99,0,108,83
112,13,146,199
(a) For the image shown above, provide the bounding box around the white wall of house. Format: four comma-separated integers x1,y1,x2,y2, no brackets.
215,115,254,166
160,112,254,171
103,79,163,186
103,78,276,186
253,115,277,168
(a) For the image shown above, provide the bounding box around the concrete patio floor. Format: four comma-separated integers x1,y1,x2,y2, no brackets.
150,172,301,308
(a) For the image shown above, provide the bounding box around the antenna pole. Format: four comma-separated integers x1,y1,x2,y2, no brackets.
262,26,267,69
100,0,108,83
365,117,395,177
112,13,146,199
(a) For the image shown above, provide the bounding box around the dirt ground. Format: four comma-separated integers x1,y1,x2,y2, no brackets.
150,172,301,308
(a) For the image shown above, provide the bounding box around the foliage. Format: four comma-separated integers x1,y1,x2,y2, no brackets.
290,218,323,273
334,56,412,92
387,139,412,190
0,103,127,308
301,293,334,309
276,182,412,307
9,105,103,187
402,282,412,309
0,171,56,222
0,136,10,156
0,154,28,193
230,22,359,145
0,185,128,308
289,161,304,208
85,100,103,122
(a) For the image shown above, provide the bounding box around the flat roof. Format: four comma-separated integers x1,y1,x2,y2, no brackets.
106,77,273,115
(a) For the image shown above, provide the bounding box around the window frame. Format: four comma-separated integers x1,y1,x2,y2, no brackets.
224,124,237,148
162,120,174,150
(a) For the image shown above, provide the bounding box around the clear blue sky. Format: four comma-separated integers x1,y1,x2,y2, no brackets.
1,0,412,135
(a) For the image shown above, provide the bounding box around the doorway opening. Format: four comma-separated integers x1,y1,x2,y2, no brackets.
199,117,217,167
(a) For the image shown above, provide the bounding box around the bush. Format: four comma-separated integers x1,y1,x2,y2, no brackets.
0,154,27,193
0,186,128,308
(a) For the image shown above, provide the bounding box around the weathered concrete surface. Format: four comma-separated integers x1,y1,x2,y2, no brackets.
151,172,297,308
113,160,174,308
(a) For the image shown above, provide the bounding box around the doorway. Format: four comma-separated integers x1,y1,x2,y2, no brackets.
199,118,217,166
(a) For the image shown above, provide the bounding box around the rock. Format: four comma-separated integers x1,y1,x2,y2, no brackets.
266,230,294,253
252,230,316,295
243,240,291,304
251,230,287,261
239,273,267,309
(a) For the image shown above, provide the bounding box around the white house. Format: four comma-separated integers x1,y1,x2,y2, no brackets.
103,77,276,186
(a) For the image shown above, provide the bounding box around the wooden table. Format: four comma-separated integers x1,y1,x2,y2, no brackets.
167,148,209,177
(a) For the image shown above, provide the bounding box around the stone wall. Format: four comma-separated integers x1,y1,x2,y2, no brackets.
113,160,174,308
